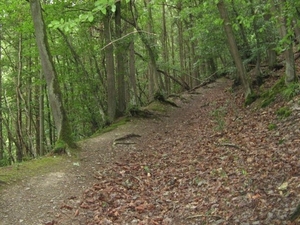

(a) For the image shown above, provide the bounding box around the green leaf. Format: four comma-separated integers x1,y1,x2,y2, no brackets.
100,7,107,15
88,14,94,22
111,4,116,13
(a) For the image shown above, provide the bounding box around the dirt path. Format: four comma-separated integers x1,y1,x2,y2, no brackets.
0,77,299,225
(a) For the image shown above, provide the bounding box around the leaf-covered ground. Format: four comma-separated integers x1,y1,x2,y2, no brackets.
52,77,300,225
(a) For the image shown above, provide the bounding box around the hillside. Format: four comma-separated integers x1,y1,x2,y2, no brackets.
0,72,300,224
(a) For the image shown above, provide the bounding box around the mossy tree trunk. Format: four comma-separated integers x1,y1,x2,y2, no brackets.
29,0,75,153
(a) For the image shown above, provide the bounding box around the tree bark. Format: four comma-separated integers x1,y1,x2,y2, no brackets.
16,35,24,162
29,0,75,152
278,0,296,85
104,11,116,121
0,23,3,161
130,0,162,100
129,41,138,106
115,1,126,115
217,0,252,98
39,71,45,155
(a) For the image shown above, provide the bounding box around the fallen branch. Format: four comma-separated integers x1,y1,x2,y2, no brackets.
216,142,240,149
186,214,223,220
113,133,141,145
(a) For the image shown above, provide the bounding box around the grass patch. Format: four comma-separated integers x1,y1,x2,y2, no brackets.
93,117,130,136
276,106,292,119
282,82,300,100
0,156,69,191
268,123,277,130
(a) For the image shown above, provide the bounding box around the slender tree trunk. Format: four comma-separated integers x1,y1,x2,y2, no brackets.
130,0,162,99
4,93,18,164
129,41,138,106
115,1,126,114
278,0,296,85
217,0,252,98
162,2,170,93
29,0,75,152
250,0,262,80
230,0,251,60
16,35,24,162
104,11,116,121
0,23,3,160
39,71,45,155
263,13,278,69
293,19,300,44
145,0,157,99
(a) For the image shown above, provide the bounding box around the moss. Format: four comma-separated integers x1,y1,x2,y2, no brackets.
93,117,129,136
244,92,260,106
260,77,285,108
147,101,168,112
53,139,67,154
0,156,70,191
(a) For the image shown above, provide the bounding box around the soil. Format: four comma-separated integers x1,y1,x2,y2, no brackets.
0,77,299,225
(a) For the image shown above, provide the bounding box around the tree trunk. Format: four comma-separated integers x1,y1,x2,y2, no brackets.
129,41,138,106
16,35,24,162
39,71,45,155
230,0,251,60
250,0,262,80
263,13,278,69
130,0,162,100
0,23,3,161
104,11,116,121
278,0,296,85
29,0,75,152
162,2,171,93
115,1,126,115
177,3,185,85
217,0,252,98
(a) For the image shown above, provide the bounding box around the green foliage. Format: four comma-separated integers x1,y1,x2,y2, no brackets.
276,106,292,119
261,78,285,108
281,83,300,100
244,92,259,106
53,140,67,154
268,123,277,130
0,158,10,167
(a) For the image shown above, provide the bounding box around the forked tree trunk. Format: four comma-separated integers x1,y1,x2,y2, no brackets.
29,0,75,152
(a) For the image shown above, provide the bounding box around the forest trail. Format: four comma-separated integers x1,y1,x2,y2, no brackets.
0,77,300,225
